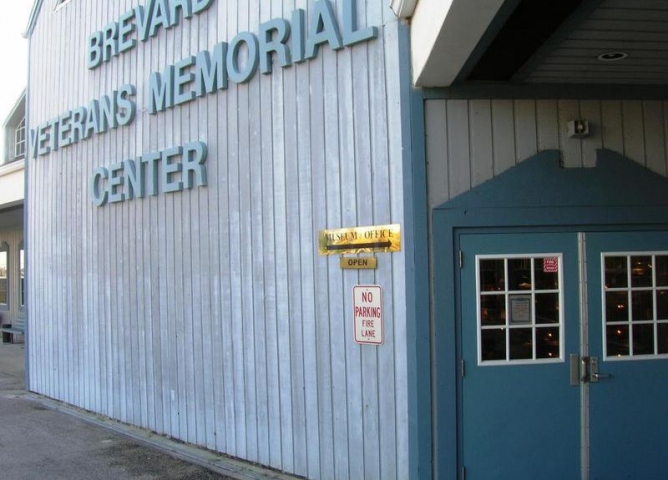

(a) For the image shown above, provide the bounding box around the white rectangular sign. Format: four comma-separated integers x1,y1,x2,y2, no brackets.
353,285,383,345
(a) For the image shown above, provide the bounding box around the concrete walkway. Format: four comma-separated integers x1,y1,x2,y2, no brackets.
0,343,299,480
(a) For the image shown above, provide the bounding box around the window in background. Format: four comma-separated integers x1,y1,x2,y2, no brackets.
54,0,73,11
13,117,25,159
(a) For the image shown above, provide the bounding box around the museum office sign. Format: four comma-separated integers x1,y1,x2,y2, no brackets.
28,0,378,207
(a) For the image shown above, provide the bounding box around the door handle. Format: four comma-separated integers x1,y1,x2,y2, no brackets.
570,355,612,384
589,356,612,383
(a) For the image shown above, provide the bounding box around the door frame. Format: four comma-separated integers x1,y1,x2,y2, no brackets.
431,149,668,479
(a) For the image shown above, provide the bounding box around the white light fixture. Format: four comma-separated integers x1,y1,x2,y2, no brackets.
390,0,419,18
597,52,628,62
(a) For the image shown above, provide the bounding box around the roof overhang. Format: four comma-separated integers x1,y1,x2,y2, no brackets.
405,0,668,89
410,0,507,87
390,0,419,19
0,203,24,229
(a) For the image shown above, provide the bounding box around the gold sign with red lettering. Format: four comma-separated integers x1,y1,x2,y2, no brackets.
318,224,401,256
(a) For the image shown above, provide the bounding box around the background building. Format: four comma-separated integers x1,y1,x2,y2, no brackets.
0,91,26,332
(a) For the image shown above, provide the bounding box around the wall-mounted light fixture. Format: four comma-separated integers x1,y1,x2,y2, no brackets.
567,120,589,139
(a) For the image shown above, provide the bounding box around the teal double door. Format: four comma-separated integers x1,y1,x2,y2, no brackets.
459,230,668,480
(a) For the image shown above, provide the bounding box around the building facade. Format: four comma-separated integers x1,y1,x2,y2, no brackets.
26,0,668,479
26,1,420,479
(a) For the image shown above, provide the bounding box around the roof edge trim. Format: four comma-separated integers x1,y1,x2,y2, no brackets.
2,90,26,129
24,0,45,38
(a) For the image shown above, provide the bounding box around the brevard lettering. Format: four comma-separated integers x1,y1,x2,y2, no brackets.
87,0,216,69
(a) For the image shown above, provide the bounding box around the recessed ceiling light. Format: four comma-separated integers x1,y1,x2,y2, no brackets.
597,52,628,62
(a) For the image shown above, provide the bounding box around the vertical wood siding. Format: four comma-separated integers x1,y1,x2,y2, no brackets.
426,98,668,208
27,2,409,479
0,226,24,324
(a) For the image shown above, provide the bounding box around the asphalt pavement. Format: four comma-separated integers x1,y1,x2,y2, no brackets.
0,343,299,480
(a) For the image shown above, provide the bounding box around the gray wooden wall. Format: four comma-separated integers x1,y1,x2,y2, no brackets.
426,99,668,208
27,2,410,479
0,225,24,323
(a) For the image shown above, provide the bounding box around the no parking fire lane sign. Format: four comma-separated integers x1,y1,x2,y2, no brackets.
353,285,383,345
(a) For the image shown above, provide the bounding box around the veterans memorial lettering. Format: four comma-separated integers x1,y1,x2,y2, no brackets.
28,0,378,206
145,0,377,113
30,85,136,157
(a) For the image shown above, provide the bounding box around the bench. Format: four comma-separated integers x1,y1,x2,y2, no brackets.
1,318,25,344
